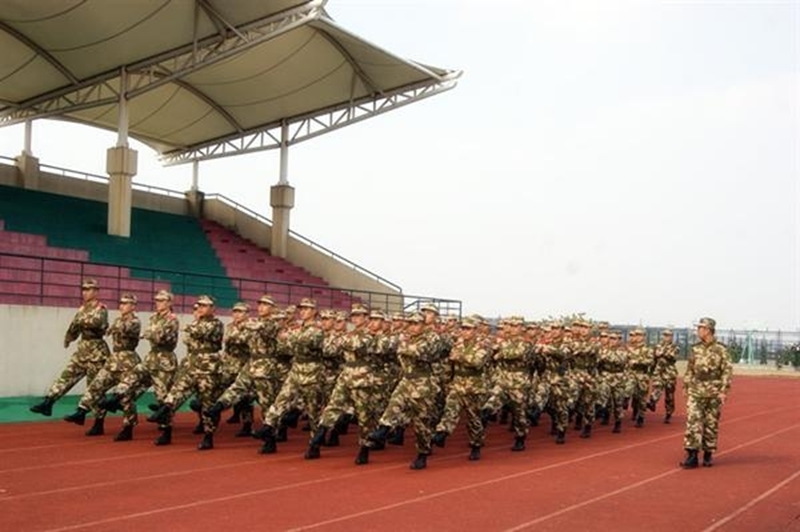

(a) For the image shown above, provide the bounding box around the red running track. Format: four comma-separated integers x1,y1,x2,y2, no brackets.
0,376,799,532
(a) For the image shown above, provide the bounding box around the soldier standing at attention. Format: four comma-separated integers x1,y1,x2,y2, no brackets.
63,293,141,440
30,279,110,421
680,317,733,469
647,329,680,423
148,295,224,450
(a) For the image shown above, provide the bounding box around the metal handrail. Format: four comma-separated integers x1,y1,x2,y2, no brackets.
37,162,186,199
204,194,403,293
0,250,460,315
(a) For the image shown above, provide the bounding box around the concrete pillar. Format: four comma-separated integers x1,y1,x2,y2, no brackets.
270,184,295,258
186,189,205,218
15,153,40,189
106,146,138,237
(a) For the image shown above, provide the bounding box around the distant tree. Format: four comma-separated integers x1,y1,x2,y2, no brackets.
727,337,743,364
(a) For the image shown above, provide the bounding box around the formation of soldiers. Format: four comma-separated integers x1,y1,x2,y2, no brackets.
30,280,731,470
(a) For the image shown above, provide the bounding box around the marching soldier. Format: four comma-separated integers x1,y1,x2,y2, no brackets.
30,279,110,425
63,293,141,440
648,329,680,423
626,328,654,428
680,317,733,468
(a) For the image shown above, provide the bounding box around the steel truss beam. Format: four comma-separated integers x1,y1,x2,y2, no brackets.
158,76,460,166
0,0,325,127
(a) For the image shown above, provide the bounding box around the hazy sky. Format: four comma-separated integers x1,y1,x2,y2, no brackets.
1,0,798,331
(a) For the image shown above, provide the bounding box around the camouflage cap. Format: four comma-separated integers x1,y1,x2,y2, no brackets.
444,314,460,322
406,312,425,323
154,289,173,302
196,294,215,306
335,310,347,321
232,301,249,312
81,278,98,289
460,318,478,329
391,312,406,321
350,303,369,316
369,309,385,320
119,292,137,304
661,328,674,336
297,297,316,309
272,310,287,320
285,305,296,314
258,294,275,306
319,309,335,319
419,302,439,315
630,327,645,336
506,316,525,327
695,317,716,330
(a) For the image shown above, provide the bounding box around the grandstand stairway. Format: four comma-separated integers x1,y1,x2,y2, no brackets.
200,219,356,310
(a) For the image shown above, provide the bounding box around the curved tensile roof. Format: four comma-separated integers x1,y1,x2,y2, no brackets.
0,0,460,164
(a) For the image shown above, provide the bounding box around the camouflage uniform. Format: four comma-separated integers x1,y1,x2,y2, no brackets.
626,331,654,426
45,296,110,411
263,305,325,440
539,329,574,443
567,327,600,435
77,306,141,426
482,318,533,445
683,336,732,453
376,319,442,457
596,333,628,431
161,311,224,434
434,322,491,449
115,305,180,423
218,312,254,424
649,332,679,421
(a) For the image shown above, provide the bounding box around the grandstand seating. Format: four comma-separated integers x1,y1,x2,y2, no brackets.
0,184,236,309
0,185,356,311
200,219,356,310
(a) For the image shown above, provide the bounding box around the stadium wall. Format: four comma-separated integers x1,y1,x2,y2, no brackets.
0,304,195,397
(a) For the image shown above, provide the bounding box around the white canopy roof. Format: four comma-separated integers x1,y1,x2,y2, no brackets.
0,0,459,164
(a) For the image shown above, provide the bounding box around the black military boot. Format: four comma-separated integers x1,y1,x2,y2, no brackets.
599,407,610,426
354,446,370,465
147,404,171,424
325,428,340,447
226,400,243,424
664,413,672,424
334,413,352,435
258,426,277,454
622,397,630,410
646,398,657,412
192,420,205,435
235,421,253,438
98,394,123,413
480,407,494,426
511,436,526,452
368,425,391,444
431,431,448,448
154,426,172,446
204,401,226,424
148,403,161,412
702,451,714,467
499,405,511,425
468,445,481,461
635,415,644,428
310,426,328,448
64,407,88,426
189,398,202,413
283,408,301,429
549,416,558,436
680,449,699,469
612,419,622,433
580,424,592,439
304,444,321,459
114,425,134,442
198,433,214,451
388,426,405,446
574,416,583,431
555,429,566,445
409,453,428,470
30,396,55,417
275,423,288,442
527,405,541,427
85,418,104,436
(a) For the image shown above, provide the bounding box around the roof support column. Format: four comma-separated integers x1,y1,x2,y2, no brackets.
15,119,40,189
270,120,294,258
106,68,137,237
185,160,204,218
